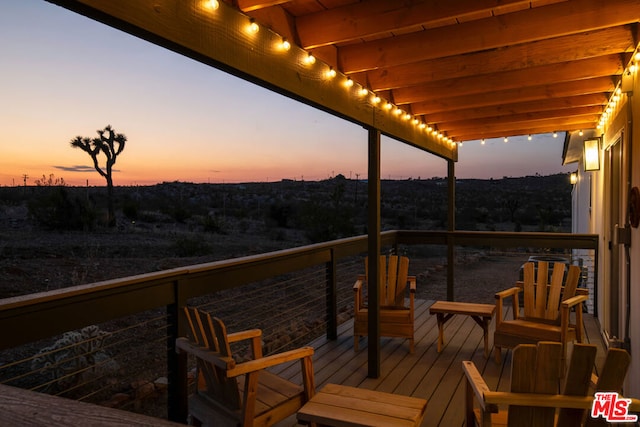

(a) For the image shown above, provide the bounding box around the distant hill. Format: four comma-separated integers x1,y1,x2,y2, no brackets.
0,173,572,242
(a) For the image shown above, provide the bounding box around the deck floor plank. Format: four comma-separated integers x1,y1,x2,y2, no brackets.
276,299,604,427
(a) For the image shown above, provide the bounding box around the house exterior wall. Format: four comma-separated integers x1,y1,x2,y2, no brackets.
584,70,640,397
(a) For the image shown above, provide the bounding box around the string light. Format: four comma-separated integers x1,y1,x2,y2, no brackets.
384,102,393,111
358,87,368,96
412,118,419,125
504,137,509,143
481,139,485,145
403,113,412,121
371,94,381,104
528,135,532,141
303,53,315,65
326,67,336,79
394,108,403,116
247,19,259,34
553,131,558,138
579,130,583,136
280,38,291,51
204,0,219,10
344,78,354,88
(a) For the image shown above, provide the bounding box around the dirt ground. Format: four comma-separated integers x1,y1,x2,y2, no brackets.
412,253,530,304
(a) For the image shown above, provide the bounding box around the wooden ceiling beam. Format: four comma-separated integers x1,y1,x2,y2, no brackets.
296,0,534,49
354,26,635,90
440,106,603,132
237,0,290,13
454,122,597,142
411,77,617,115
447,115,600,139
338,0,640,73
392,54,624,105
424,94,608,123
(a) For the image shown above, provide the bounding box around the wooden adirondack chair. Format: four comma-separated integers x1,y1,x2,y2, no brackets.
463,341,639,427
175,307,315,427
493,261,587,366
353,255,417,352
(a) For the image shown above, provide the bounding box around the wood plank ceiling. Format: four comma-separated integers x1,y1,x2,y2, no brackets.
232,0,640,142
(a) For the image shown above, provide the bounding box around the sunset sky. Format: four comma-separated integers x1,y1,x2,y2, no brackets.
0,1,576,187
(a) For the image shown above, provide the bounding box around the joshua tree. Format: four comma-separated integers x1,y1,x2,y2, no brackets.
70,125,126,227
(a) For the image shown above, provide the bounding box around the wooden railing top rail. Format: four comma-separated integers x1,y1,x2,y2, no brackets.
0,230,598,350
396,230,599,249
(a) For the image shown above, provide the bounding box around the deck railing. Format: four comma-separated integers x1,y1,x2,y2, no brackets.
0,230,598,422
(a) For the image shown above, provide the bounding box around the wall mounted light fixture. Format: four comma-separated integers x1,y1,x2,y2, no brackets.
570,172,578,185
583,138,601,171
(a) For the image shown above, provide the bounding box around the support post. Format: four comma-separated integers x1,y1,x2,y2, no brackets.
367,127,381,378
167,280,188,423
447,160,456,301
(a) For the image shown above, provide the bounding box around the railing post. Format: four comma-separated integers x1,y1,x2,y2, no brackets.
367,127,381,378
167,279,188,423
447,160,456,301
326,248,338,340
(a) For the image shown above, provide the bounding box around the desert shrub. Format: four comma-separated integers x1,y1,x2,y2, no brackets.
202,214,225,234
121,199,139,221
27,187,96,230
31,325,115,393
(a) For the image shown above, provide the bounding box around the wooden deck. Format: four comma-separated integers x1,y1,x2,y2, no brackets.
273,299,606,427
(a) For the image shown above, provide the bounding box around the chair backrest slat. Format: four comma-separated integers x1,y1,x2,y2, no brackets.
557,343,598,427
183,307,241,410
364,255,409,307
545,262,566,321
508,342,562,426
522,261,582,323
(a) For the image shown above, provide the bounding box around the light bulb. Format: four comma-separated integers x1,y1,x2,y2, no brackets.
204,0,219,10
504,137,508,143
326,67,336,79
371,94,381,104
579,130,583,136
481,139,485,145
403,113,411,121
281,38,291,51
384,102,393,111
344,78,354,88
304,53,315,65
553,132,558,138
247,19,259,34
359,87,368,96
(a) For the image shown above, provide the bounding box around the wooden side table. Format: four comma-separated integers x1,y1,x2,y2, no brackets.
429,301,496,358
297,383,427,427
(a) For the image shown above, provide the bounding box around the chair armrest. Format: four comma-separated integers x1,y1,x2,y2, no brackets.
176,337,236,370
227,328,262,343
228,346,315,377
562,294,588,309
495,286,521,324
353,275,365,291
408,276,417,293
462,361,499,414
495,287,521,300
227,328,263,358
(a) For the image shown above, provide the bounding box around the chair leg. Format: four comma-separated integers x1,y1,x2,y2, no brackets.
494,346,502,364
